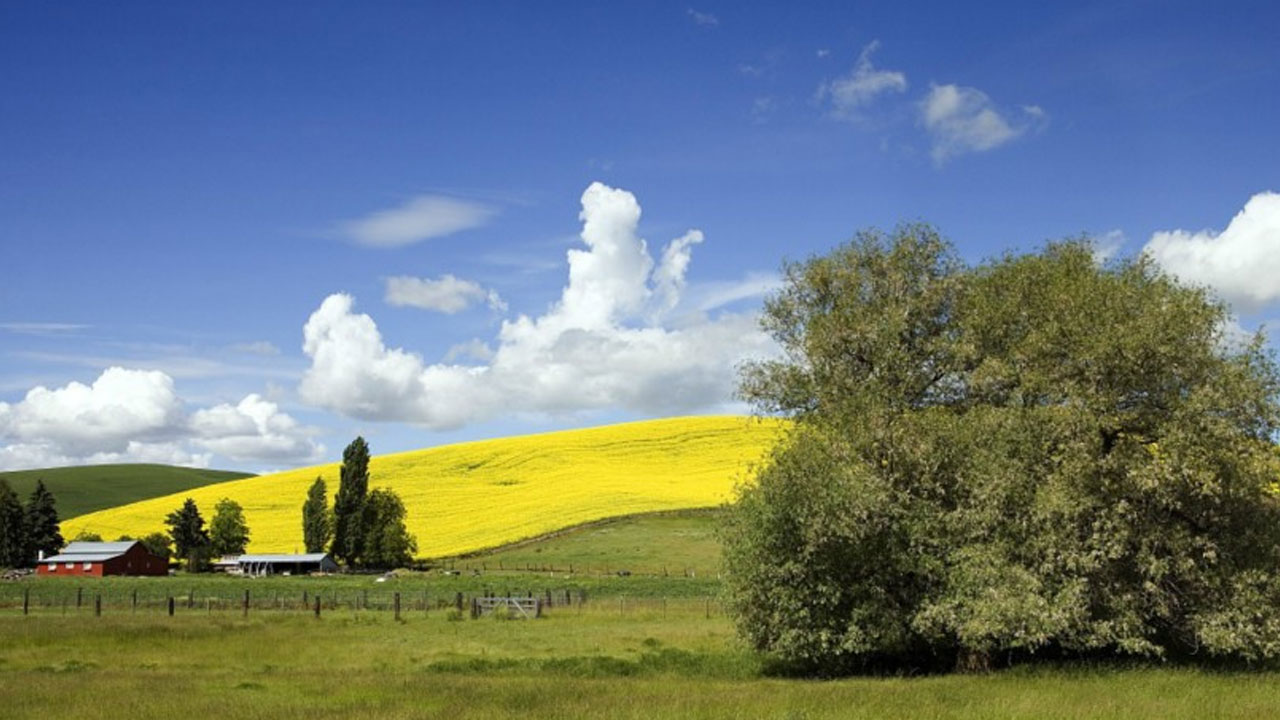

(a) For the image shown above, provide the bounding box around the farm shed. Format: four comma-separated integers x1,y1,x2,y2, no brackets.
237,553,337,576
36,541,168,577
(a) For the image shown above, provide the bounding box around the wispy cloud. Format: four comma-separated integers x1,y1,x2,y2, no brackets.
919,84,1047,164
817,41,907,118
340,194,496,248
0,322,88,335
687,8,719,27
384,274,507,314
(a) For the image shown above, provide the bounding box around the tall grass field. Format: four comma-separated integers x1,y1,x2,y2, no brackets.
2,600,1276,719
64,416,783,557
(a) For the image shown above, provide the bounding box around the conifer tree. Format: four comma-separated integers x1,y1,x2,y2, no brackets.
24,480,63,564
302,476,332,554
332,436,370,566
165,498,211,571
0,479,25,568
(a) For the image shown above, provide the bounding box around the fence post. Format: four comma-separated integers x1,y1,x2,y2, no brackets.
314,596,321,619
95,594,101,617
243,589,250,618
76,587,82,609
536,599,543,619
168,596,175,617
132,589,138,613
394,592,401,621
23,588,29,615
187,590,193,609
455,592,463,611
302,590,308,609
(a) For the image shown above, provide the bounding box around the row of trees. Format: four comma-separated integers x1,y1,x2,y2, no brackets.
0,479,63,568
301,437,417,568
723,226,1280,672
161,496,251,570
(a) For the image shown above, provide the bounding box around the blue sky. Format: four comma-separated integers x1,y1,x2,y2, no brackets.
1,1,1278,472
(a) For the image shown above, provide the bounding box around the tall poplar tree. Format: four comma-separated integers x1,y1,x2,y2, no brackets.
332,436,370,566
302,476,332,554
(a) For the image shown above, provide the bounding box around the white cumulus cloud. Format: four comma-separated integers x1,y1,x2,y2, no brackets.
0,367,322,470
299,182,777,429
817,41,907,117
341,195,495,248
919,84,1045,163
384,274,507,314
1143,191,1280,312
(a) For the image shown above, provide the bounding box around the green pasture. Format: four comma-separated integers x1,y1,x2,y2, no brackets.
1,606,1276,719
462,509,723,577
0,464,253,519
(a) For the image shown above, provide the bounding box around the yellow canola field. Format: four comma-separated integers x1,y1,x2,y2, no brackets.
63,416,784,558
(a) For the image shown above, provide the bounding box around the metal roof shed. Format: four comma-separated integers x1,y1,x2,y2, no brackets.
236,553,338,576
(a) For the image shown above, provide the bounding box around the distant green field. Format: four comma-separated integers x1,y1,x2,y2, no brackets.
464,509,723,578
0,464,253,520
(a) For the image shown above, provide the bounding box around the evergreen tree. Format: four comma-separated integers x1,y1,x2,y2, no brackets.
208,497,250,556
24,480,63,564
361,488,416,569
0,479,25,568
165,498,211,571
332,436,370,565
302,476,332,554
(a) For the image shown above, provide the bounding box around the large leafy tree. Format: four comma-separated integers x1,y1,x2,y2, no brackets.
24,480,63,564
302,476,332,554
0,479,26,568
724,225,1280,673
360,488,416,569
165,498,211,571
208,497,251,556
332,437,370,565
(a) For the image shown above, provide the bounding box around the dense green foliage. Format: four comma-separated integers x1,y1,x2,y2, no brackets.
360,488,417,568
0,479,25,567
136,531,172,560
23,480,62,564
208,498,250,556
0,464,251,519
725,225,1280,672
332,437,370,565
165,498,211,571
302,476,332,554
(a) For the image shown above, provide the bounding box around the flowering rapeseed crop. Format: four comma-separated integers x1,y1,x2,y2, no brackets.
63,416,784,558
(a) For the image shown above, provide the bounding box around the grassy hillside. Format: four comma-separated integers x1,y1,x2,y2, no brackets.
64,416,783,558
467,509,723,577
0,464,253,520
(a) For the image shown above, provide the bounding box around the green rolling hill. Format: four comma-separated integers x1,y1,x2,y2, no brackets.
0,464,254,520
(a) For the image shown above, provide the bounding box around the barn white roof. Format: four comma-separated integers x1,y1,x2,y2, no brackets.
237,553,332,564
41,541,139,564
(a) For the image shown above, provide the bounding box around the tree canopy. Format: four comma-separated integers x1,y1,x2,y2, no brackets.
723,225,1280,673
24,480,63,564
0,479,25,568
165,498,211,571
302,476,332,554
332,436,370,565
360,488,417,569
209,497,250,556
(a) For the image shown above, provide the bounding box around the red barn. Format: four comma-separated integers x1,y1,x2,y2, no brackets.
37,541,168,577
